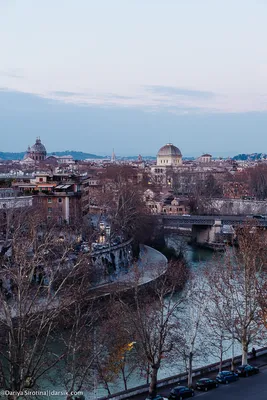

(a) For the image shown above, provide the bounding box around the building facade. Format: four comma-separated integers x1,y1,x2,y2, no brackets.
151,143,183,185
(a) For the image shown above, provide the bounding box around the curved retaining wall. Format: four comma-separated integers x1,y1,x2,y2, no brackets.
90,239,134,282
88,245,168,301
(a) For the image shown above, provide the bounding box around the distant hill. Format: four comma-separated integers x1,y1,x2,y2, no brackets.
0,152,25,161
50,151,105,160
0,151,195,162
0,151,106,161
233,153,267,161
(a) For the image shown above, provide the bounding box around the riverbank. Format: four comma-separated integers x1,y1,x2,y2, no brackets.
97,347,267,400
87,245,168,300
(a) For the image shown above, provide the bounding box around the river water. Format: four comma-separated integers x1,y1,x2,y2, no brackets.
31,236,243,399
88,235,238,398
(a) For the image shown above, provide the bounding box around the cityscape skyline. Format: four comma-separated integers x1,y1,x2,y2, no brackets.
1,0,267,156
1,88,267,157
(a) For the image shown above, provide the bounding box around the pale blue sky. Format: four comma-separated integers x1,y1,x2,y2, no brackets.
1,0,267,156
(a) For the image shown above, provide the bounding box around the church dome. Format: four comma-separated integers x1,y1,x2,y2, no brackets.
24,137,47,162
157,143,182,157
30,138,47,155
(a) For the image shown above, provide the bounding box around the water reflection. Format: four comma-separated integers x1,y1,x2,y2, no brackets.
165,234,216,267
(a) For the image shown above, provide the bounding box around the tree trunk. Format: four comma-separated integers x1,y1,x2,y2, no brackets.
242,339,248,365
219,354,222,372
188,352,193,387
121,367,128,391
103,381,112,396
146,364,150,385
219,339,223,372
148,364,159,398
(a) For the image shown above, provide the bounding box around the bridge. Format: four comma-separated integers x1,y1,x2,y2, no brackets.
160,215,267,226
155,215,267,250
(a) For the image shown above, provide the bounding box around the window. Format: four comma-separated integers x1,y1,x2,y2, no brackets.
48,207,52,213
39,178,43,182
58,198,62,203
48,198,52,203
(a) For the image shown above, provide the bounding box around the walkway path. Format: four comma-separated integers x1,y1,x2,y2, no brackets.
88,245,168,298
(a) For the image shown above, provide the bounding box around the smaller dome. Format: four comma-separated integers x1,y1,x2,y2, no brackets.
30,138,47,154
157,143,182,157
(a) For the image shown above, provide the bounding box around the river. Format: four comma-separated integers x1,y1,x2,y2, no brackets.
88,234,235,398
24,236,243,399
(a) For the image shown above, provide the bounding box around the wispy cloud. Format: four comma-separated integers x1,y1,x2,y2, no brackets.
40,87,222,114
0,69,24,79
52,91,81,97
104,93,133,100
145,85,215,99
5,84,265,114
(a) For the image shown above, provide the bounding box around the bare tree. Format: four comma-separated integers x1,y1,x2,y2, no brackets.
94,313,138,395
116,259,188,398
248,164,267,200
0,206,95,399
176,275,209,387
204,305,232,372
205,223,267,365
54,299,102,400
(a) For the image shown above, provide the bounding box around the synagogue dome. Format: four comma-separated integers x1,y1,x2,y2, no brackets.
157,143,182,157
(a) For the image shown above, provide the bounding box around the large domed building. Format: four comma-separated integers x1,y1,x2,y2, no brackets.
151,143,183,185
156,143,182,166
24,137,47,162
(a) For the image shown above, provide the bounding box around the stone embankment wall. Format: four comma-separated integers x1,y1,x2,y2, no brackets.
90,238,134,282
0,196,33,209
204,198,267,215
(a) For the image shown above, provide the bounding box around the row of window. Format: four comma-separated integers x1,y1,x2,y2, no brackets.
48,207,63,213
163,207,184,212
0,193,15,198
148,204,184,212
47,197,62,203
159,159,180,164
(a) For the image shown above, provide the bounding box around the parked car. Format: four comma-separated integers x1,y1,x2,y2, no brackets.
252,214,265,219
195,378,218,391
235,364,259,377
168,385,194,399
145,395,168,400
216,370,239,384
